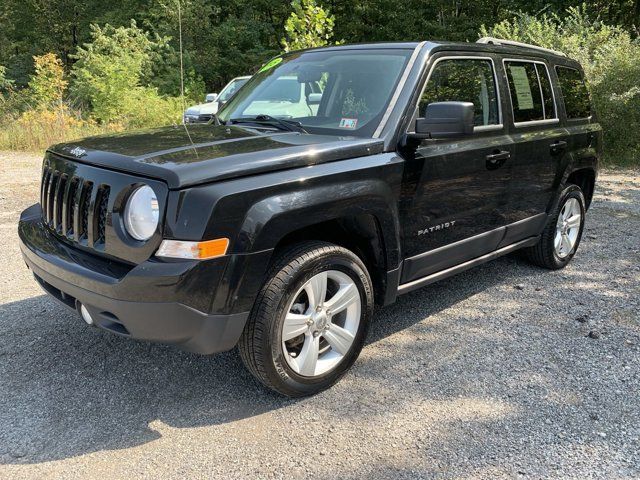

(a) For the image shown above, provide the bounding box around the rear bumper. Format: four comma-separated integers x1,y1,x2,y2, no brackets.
19,204,256,354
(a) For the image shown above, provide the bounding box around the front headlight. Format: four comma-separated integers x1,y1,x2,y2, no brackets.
124,185,159,241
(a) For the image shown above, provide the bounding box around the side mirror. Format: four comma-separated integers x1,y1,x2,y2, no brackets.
205,93,218,103
308,93,322,105
409,101,474,140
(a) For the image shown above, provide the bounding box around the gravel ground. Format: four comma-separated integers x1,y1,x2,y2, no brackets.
0,151,639,479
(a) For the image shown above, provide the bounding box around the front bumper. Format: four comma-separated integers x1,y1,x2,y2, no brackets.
18,204,254,354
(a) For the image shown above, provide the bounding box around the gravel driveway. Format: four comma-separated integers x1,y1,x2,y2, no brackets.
1,151,639,479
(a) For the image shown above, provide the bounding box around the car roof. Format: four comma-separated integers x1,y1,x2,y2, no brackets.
300,40,580,68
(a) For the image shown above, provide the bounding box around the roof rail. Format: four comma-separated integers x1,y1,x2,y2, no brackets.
477,37,566,57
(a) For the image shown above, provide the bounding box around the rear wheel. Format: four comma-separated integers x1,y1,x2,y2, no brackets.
238,241,373,397
524,184,586,269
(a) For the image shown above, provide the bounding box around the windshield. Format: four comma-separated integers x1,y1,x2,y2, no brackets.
217,49,413,137
218,78,249,102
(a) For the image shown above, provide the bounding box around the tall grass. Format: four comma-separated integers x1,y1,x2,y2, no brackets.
0,107,124,151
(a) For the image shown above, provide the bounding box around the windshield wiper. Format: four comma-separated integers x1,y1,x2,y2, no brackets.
228,114,308,133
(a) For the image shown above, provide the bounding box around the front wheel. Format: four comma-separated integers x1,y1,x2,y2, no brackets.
238,241,373,397
524,184,586,269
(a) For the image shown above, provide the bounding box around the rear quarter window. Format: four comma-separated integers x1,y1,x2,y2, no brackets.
555,66,591,119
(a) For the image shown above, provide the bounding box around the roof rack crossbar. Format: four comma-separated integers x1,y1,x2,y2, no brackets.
477,37,566,57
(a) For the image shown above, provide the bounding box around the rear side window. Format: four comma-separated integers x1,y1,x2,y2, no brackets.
420,58,500,127
556,66,591,119
504,61,556,123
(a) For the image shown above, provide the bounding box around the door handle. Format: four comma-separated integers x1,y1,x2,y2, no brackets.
485,150,511,169
550,140,568,154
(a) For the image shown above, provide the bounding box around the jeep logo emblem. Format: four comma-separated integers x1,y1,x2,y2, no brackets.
69,146,87,157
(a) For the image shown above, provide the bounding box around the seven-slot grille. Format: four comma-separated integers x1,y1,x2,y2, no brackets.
40,165,111,248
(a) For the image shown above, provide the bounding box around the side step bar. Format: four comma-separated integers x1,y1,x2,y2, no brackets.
397,236,539,295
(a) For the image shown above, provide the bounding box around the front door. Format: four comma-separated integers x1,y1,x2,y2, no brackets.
399,54,513,284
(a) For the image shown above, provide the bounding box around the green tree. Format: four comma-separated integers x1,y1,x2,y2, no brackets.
71,21,180,126
139,0,288,91
282,0,338,52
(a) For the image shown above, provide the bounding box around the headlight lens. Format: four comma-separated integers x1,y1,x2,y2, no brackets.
124,185,159,241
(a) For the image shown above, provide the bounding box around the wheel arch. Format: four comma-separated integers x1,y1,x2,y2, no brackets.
566,167,596,210
272,214,390,305
237,180,403,306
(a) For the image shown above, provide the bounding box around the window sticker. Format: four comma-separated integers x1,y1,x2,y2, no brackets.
339,118,358,129
258,57,282,73
509,65,534,110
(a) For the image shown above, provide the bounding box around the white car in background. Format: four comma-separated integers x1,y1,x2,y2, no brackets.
183,76,250,124
242,76,322,119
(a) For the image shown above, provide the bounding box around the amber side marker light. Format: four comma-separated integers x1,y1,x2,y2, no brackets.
156,238,229,260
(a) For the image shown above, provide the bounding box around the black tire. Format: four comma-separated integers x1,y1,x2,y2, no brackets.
524,184,586,270
238,241,374,397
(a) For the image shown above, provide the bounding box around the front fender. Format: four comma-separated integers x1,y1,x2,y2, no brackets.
239,177,401,266
164,153,404,314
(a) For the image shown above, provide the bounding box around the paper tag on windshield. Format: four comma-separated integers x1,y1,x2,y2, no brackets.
339,118,358,129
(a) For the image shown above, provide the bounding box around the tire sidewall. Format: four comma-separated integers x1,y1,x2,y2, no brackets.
265,248,373,395
550,185,586,268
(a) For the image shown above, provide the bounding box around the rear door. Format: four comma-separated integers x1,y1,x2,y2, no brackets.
554,65,601,175
498,58,567,245
399,54,514,284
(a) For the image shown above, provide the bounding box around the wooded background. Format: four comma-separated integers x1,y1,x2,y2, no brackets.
1,1,639,163
3,1,639,89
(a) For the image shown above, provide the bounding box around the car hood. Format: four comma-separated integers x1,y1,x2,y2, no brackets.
184,102,218,116
49,124,385,189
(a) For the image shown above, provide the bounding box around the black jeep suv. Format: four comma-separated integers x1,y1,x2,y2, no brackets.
19,38,600,396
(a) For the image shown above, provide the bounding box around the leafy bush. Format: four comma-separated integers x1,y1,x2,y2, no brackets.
71,21,181,127
0,21,184,152
27,53,67,108
0,52,121,151
0,65,13,91
482,5,640,165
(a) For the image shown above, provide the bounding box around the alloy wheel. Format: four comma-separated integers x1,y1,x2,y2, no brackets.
554,197,582,258
281,270,361,377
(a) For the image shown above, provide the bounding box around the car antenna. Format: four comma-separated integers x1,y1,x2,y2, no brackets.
177,0,198,155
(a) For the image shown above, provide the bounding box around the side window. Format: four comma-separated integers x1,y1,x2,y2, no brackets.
556,66,591,119
420,58,500,127
505,61,546,123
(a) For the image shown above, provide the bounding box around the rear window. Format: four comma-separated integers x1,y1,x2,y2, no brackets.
555,66,591,119
504,61,556,123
